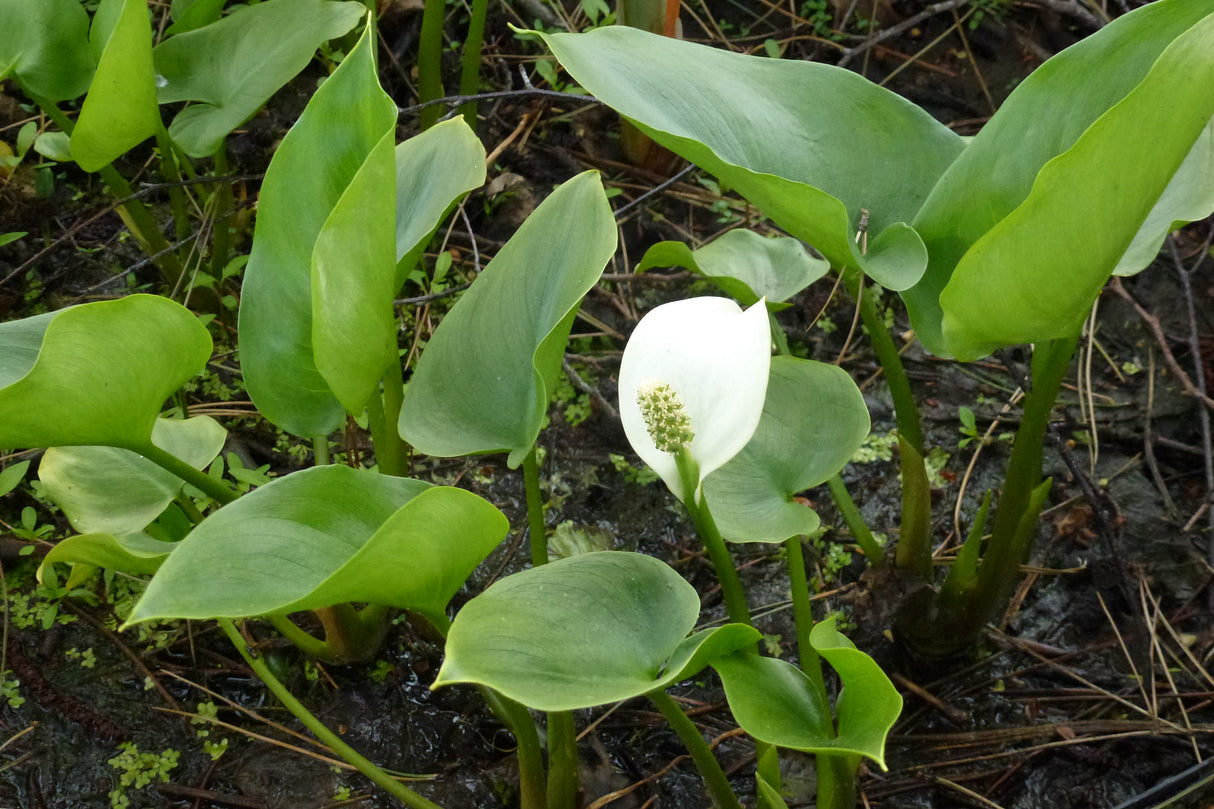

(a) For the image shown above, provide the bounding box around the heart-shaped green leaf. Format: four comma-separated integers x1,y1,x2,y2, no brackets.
542,27,964,290
43,531,177,577
399,170,617,467
0,295,211,451
637,230,829,308
239,22,396,436
714,617,901,769
39,416,226,535
703,357,870,543
126,466,508,626
153,0,364,157
434,551,760,711
938,12,1214,360
0,0,95,101
71,0,161,172
903,0,1214,357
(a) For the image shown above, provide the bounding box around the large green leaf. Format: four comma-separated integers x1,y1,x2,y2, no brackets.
1114,117,1214,277
39,416,226,535
312,128,398,416
239,22,396,437
904,0,1214,357
433,551,760,711
938,13,1214,360
153,0,364,157
71,0,161,172
399,171,617,467
636,229,829,308
0,0,95,100
0,296,211,451
542,27,964,290
127,466,508,626
714,617,901,768
43,531,177,577
703,357,870,543
394,117,487,280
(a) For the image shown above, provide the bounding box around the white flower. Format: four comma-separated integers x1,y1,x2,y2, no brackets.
619,297,770,503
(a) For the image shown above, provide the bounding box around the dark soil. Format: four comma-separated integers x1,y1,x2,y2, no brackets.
2,1,1213,808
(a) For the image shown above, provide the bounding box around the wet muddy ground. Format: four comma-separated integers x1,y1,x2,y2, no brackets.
2,1,1214,807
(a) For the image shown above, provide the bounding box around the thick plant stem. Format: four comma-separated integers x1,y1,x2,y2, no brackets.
482,690,547,809
366,375,405,478
381,358,408,473
784,538,826,696
139,443,237,505
428,612,547,809
28,95,186,287
648,689,744,809
268,614,330,659
841,270,922,453
546,710,578,809
457,0,490,127
971,336,1078,620
841,270,931,577
417,0,446,129
523,446,548,567
817,753,860,809
898,335,1078,657
312,436,331,466
825,475,884,567
153,126,191,244
218,619,445,809
313,604,391,665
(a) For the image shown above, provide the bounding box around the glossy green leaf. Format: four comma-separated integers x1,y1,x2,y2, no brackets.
43,531,176,577
394,117,487,278
636,230,829,308
433,551,761,711
703,357,870,543
166,0,227,34
0,460,29,498
399,171,617,467
127,466,507,626
239,23,396,436
543,27,963,290
1114,116,1214,276
714,617,901,768
39,416,226,535
312,129,398,416
0,296,212,451
0,0,95,100
904,0,1214,357
71,0,161,172
154,0,364,157
939,15,1214,360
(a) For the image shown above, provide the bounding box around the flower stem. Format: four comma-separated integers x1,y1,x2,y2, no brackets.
673,450,751,625
522,446,548,567
647,689,744,809
217,619,445,809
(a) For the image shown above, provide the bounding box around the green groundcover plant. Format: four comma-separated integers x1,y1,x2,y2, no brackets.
0,1,1210,808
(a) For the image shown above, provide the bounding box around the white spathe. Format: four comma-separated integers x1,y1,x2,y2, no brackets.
619,296,771,503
